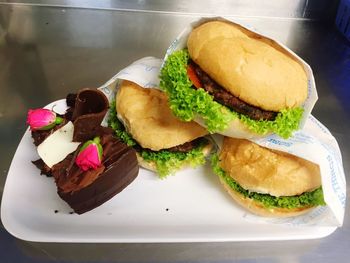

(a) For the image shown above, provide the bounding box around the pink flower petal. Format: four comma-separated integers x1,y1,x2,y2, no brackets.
75,144,101,171
27,109,56,130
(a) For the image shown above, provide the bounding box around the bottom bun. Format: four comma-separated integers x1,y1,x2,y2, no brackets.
137,142,213,174
219,177,315,218
194,116,270,139
136,153,157,172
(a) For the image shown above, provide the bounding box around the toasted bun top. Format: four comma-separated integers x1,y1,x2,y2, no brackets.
116,80,208,151
219,137,321,197
187,21,308,112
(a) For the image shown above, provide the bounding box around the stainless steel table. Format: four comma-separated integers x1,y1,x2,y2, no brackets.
1,1,349,262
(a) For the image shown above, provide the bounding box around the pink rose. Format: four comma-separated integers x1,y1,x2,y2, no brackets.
75,137,103,171
26,108,63,130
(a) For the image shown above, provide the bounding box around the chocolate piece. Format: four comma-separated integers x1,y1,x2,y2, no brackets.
30,89,138,214
31,118,67,146
51,129,139,214
31,89,108,146
71,89,109,142
66,93,77,107
32,159,53,177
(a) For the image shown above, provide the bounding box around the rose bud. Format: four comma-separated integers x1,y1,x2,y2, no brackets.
27,108,63,131
75,137,103,171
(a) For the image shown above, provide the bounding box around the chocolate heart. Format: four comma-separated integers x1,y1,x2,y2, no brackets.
52,128,139,214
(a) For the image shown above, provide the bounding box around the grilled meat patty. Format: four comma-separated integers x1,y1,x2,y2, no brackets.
190,60,277,121
166,137,207,152
134,137,207,154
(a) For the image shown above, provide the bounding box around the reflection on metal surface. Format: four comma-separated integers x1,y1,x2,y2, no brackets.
1,0,339,20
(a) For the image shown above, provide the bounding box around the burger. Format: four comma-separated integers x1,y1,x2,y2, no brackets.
108,80,212,178
212,137,325,217
160,20,308,139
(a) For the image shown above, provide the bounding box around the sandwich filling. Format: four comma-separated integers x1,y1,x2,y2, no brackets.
160,49,304,138
108,100,210,178
188,60,277,121
211,154,326,209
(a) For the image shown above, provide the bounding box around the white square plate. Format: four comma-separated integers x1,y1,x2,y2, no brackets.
0,100,336,242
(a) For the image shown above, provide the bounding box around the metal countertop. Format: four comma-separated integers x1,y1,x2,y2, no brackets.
0,2,349,263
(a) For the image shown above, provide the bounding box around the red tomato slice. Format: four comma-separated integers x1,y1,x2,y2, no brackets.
187,65,201,89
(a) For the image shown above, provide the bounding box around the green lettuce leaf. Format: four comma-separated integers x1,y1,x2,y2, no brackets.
141,142,207,179
211,154,326,209
107,100,137,147
160,49,304,139
108,100,208,178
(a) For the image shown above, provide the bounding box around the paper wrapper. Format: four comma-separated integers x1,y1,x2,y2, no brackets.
98,57,163,126
212,116,346,227
162,17,318,139
97,57,345,227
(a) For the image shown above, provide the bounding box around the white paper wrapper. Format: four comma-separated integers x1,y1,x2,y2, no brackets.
212,115,346,227
162,17,318,139
97,56,345,227
98,56,163,126
99,56,162,99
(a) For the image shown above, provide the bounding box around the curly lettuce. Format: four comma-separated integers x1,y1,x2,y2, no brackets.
159,49,304,139
141,141,207,179
211,154,326,209
108,100,136,147
108,100,208,178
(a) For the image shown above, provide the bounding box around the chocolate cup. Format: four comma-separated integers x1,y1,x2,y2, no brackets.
72,88,109,142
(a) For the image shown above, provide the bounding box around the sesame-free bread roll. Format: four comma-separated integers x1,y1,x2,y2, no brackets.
216,137,323,217
219,137,321,197
116,80,208,151
187,21,308,112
